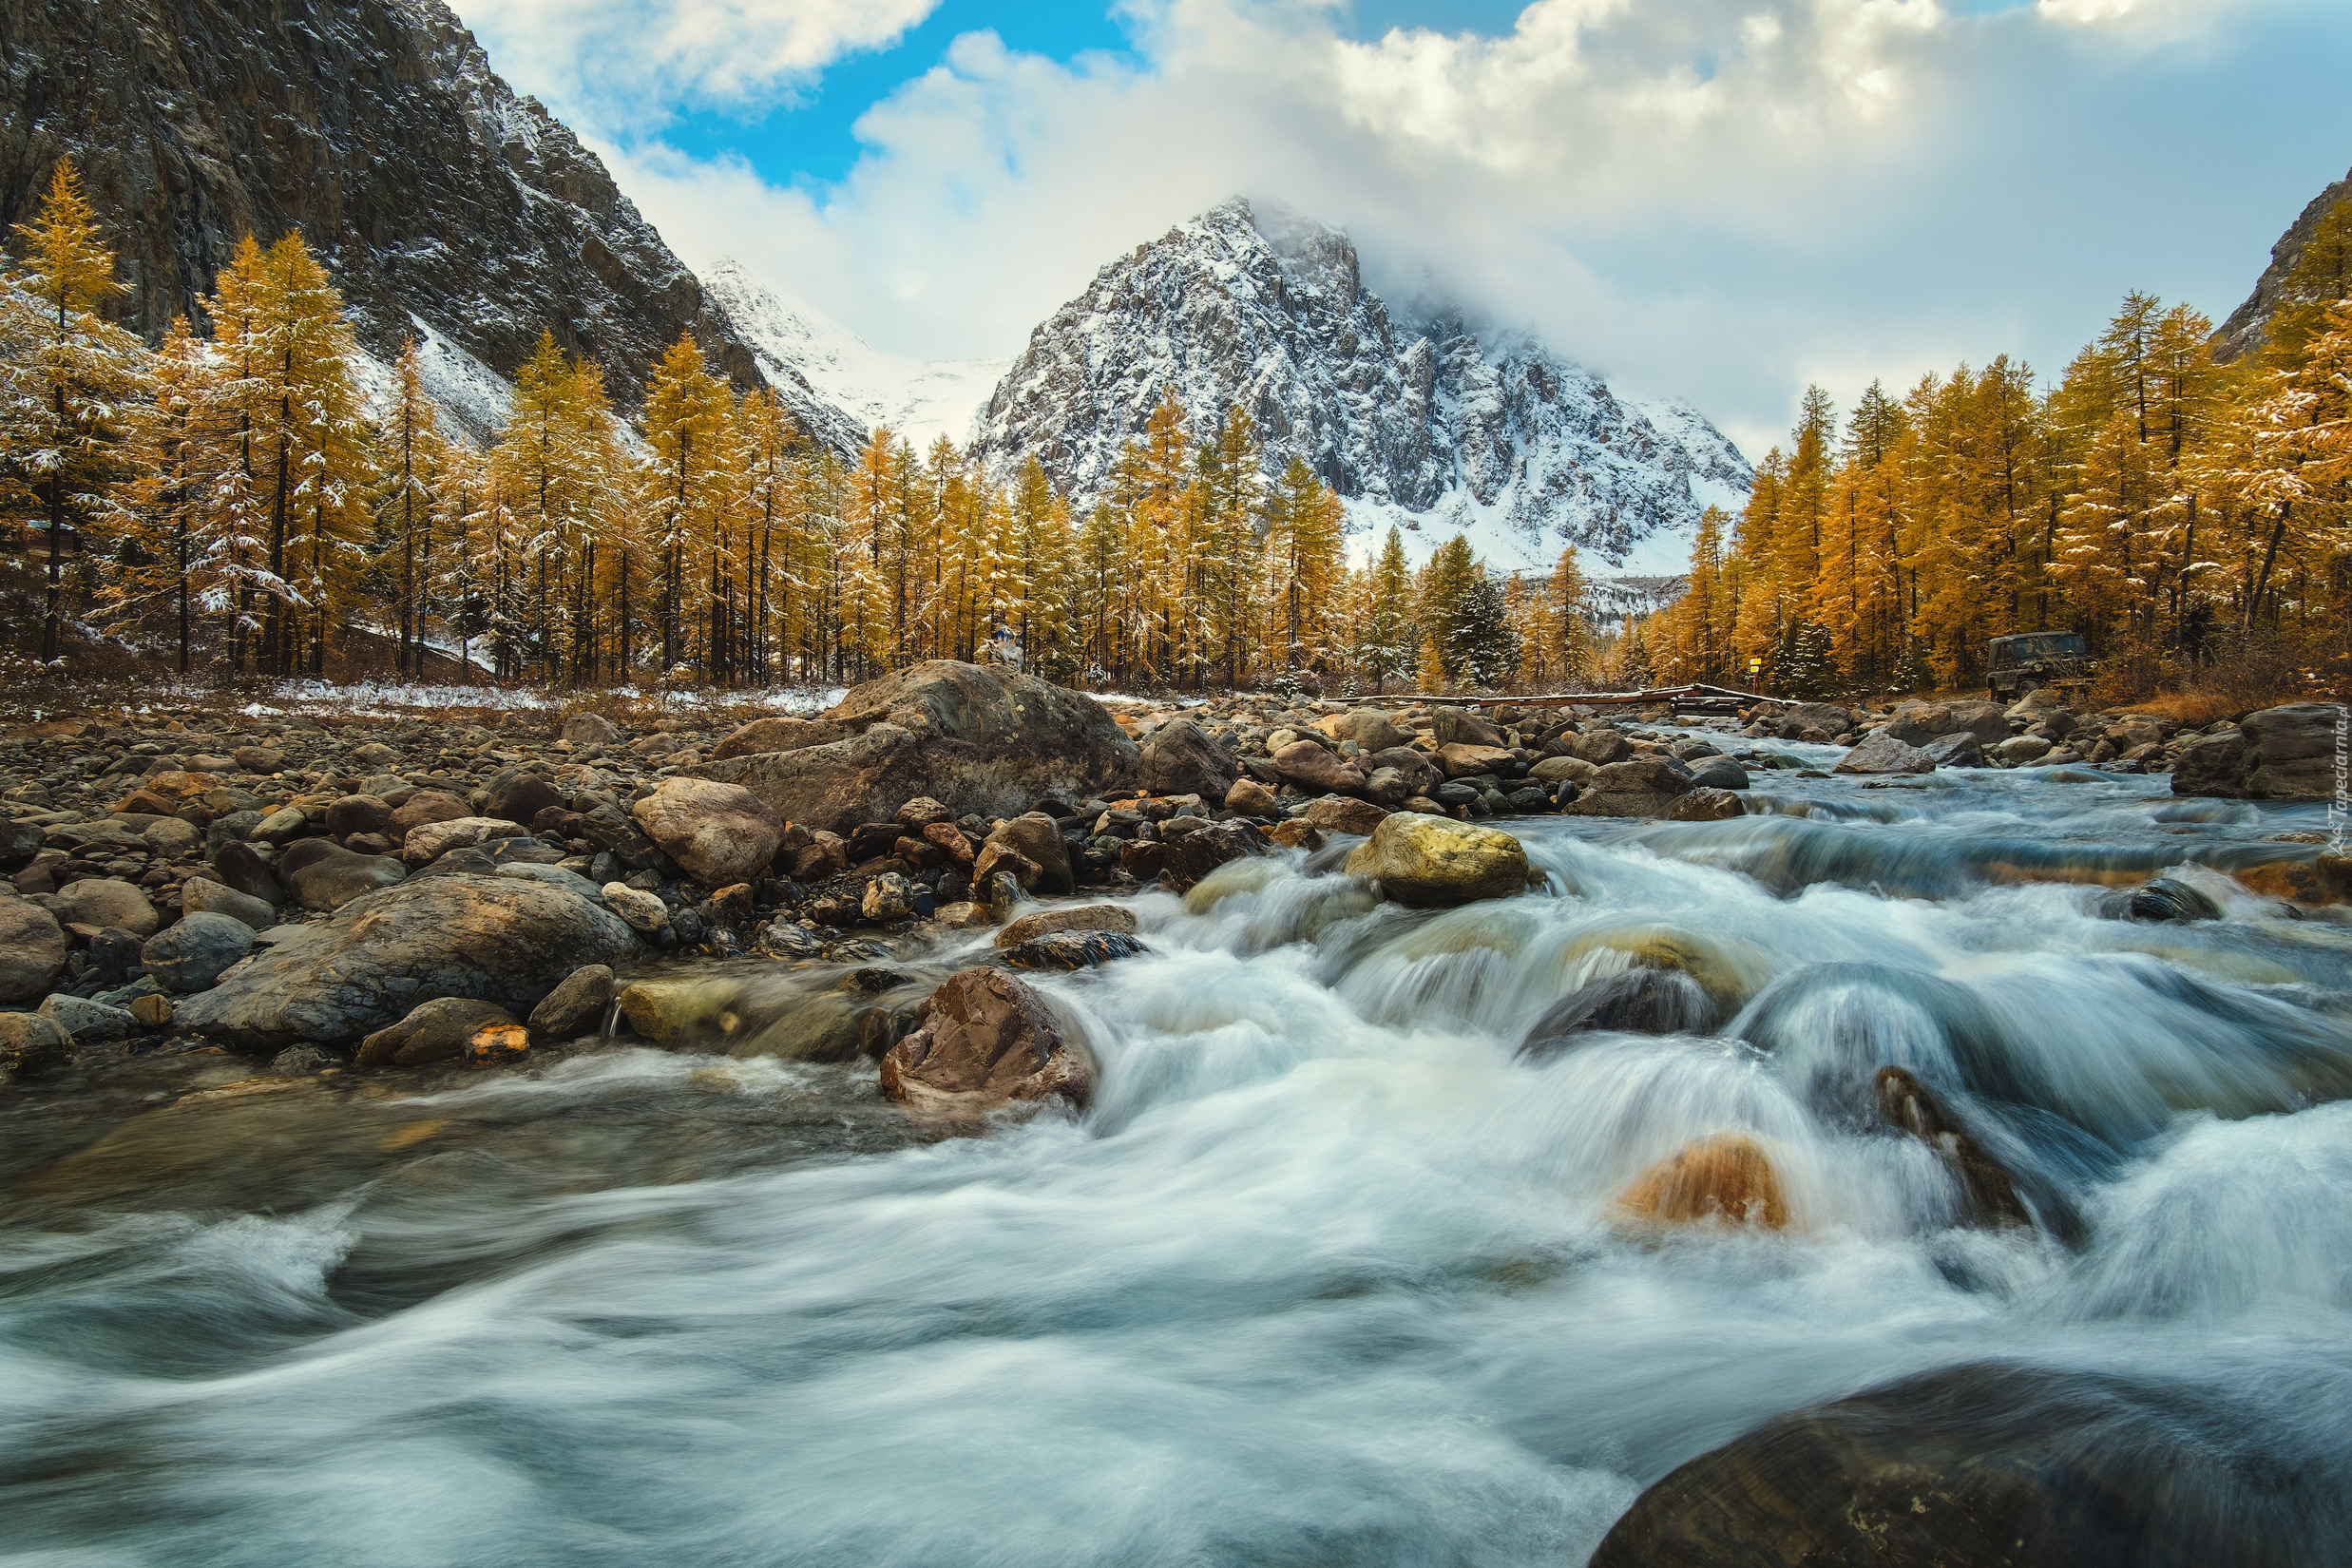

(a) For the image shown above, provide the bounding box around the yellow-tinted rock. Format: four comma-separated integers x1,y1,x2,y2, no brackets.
1343,813,1530,907
1617,1133,1788,1230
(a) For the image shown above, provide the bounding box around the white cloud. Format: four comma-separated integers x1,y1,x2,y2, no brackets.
450,0,940,129
490,0,2344,456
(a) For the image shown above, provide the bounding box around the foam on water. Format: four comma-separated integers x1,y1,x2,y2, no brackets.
2,761,2349,1564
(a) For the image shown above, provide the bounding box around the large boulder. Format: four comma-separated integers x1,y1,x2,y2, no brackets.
171,873,638,1052
1767,701,1853,740
1558,756,1695,818
631,777,785,886
711,715,817,760
1431,706,1504,748
1834,731,1937,774
141,912,255,993
692,661,1138,833
0,894,66,1002
560,711,618,746
1591,1364,2339,1568
1330,710,1408,752
994,904,1140,947
879,966,1097,1113
1343,814,1530,907
1138,718,1239,799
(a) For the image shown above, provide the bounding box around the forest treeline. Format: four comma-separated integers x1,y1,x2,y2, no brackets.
1635,198,2352,698
0,163,1604,696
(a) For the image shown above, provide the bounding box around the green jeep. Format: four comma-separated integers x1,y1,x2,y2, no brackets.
1987,631,2091,702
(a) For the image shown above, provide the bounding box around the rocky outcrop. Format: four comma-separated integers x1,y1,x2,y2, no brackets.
695,661,1138,833
971,199,1750,568
172,873,636,1051
0,0,802,430
1343,813,1529,906
1591,1364,2336,1567
2171,704,2341,800
2213,162,2352,364
879,966,1096,1114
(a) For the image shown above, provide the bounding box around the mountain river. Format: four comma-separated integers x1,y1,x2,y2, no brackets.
3,736,2349,1564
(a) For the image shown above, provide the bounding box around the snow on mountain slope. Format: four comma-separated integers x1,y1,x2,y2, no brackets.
702,258,1008,450
972,198,1750,577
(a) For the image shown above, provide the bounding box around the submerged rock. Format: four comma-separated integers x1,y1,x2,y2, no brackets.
1591,1363,2342,1568
994,905,1141,947
1158,820,1270,894
171,874,637,1052
0,1011,74,1078
2114,875,2223,923
355,997,521,1068
1519,968,1718,1061
1873,1066,2031,1230
997,929,1149,970
1344,814,1529,907
880,966,1096,1113
1616,1132,1789,1230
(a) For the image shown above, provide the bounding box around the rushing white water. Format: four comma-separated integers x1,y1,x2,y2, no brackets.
3,756,2349,1565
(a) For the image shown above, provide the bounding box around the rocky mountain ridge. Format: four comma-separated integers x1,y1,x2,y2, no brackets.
968,200,1751,572
2212,162,2352,365
0,0,808,435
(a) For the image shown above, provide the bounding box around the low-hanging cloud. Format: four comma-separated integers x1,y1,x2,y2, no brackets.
464,0,2345,456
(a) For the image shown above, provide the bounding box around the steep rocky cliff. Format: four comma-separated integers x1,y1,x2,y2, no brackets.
2212,163,2352,365
971,199,1750,572
0,0,830,434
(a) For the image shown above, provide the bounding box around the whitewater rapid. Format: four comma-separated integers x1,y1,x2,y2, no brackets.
3,753,2348,1564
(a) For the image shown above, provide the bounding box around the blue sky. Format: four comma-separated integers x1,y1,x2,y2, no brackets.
450,0,2352,456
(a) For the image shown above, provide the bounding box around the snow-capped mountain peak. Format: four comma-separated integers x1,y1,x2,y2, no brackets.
702,258,1009,452
971,197,1750,574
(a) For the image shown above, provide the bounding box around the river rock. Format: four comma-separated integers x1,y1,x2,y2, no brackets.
1300,794,1389,835
1616,1132,1788,1229
1158,820,1270,894
1344,814,1529,907
1438,742,1517,779
526,959,611,1043
58,877,159,937
561,711,619,746
141,911,255,993
483,768,564,826
354,996,522,1068
602,882,670,933
323,794,392,837
1996,734,2052,765
1589,1363,2335,1568
1872,1066,2030,1230
1138,718,1239,799
203,846,283,907
997,929,1149,970
387,789,471,840
1518,969,1718,1061
974,813,1075,896
710,715,815,760
278,840,409,911
38,992,137,1042
1663,787,1745,822
862,871,916,923
0,895,67,1001
402,815,527,866
0,1011,73,1077
171,873,638,1051
630,776,784,887
1685,755,1750,791
693,660,1138,834
896,796,954,828
1271,739,1362,795
143,815,200,857
1769,701,1853,740
1529,754,1598,787
879,966,1096,1113
179,874,275,930
1225,777,1279,816
1834,731,1937,774
1333,710,1408,752
995,904,1140,947
1558,756,1695,819
1921,731,1983,768
1,817,47,868
1432,706,1504,748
